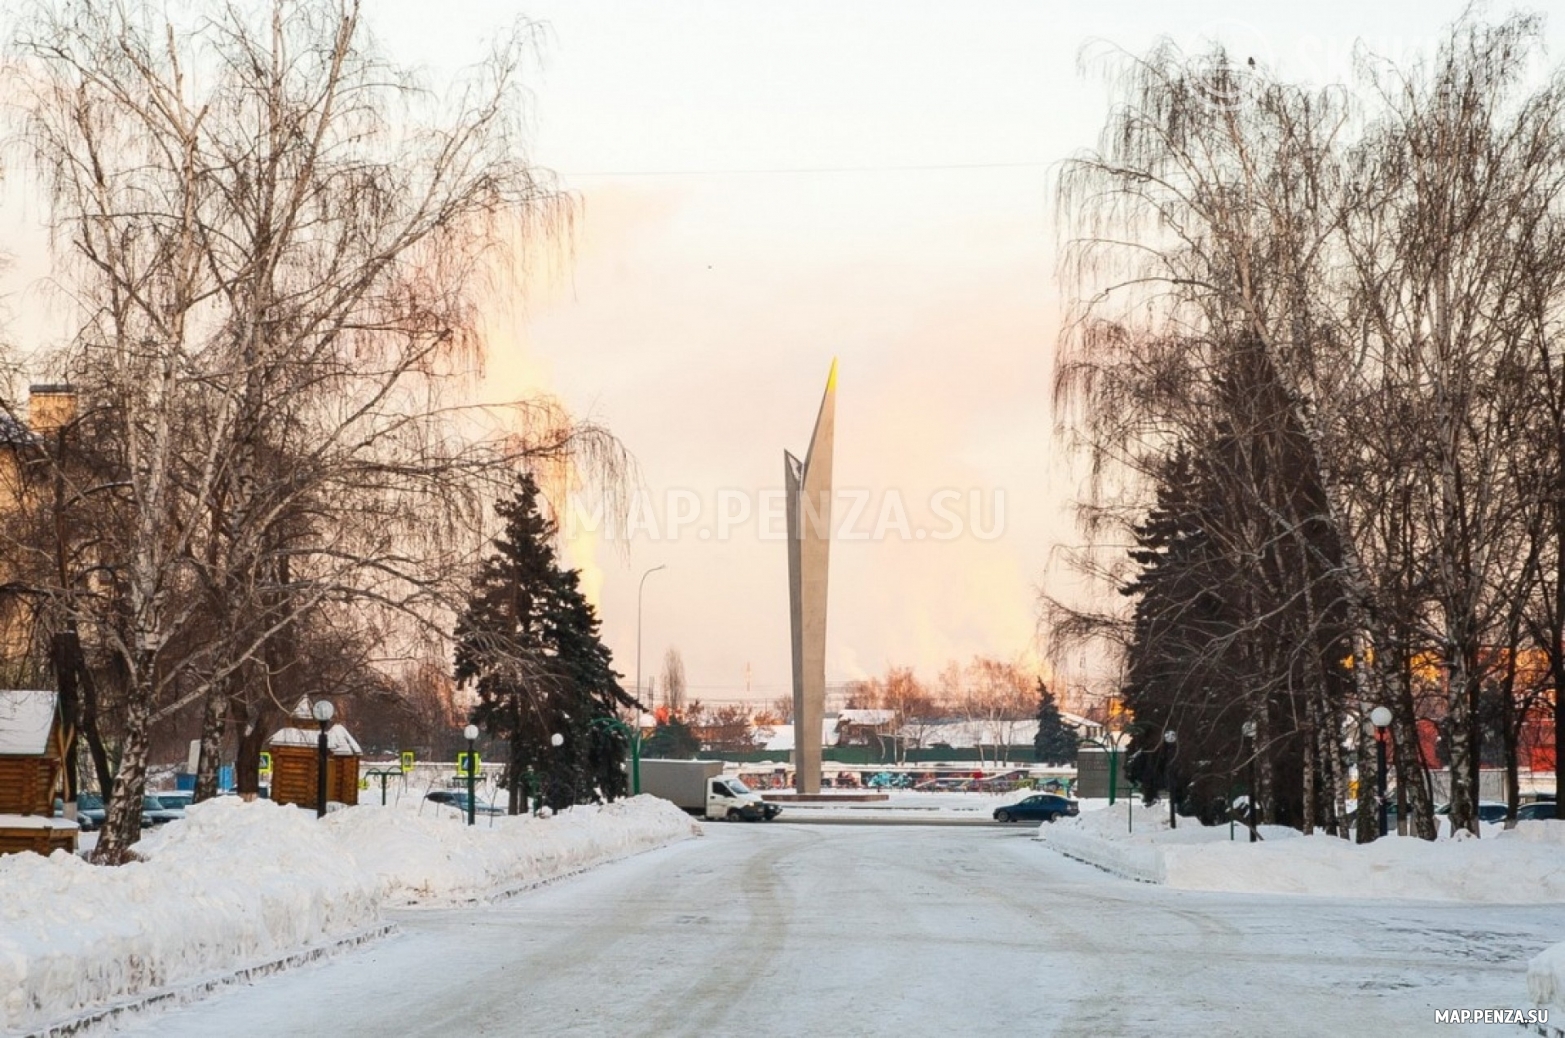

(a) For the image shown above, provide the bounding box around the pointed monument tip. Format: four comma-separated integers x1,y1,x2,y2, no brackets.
826,357,838,392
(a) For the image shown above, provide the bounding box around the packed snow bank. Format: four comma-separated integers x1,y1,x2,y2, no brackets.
0,794,697,1033
1038,801,1297,884
323,796,700,904
1039,802,1565,903
1529,942,1565,1016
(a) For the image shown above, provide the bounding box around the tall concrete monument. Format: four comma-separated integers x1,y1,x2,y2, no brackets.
785,360,836,794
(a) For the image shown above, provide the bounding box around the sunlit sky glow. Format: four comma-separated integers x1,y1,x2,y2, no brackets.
1,1,1542,706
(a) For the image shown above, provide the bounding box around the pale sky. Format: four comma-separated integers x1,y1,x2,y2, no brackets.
0,1,1536,707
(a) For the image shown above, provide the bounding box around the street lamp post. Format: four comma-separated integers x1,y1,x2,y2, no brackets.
636,564,667,711
312,699,334,818
1370,706,1393,839
463,724,479,826
1164,729,1178,830
540,732,564,814
1241,720,1258,843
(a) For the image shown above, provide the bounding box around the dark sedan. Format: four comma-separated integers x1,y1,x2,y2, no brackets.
994,793,1079,824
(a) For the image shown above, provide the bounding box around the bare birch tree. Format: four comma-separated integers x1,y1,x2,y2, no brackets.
9,0,626,861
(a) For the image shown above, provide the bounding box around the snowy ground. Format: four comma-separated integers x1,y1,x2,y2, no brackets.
106,823,1564,1037
1039,799,1565,1027
14,791,1565,1035
1038,798,1565,901
0,796,697,1034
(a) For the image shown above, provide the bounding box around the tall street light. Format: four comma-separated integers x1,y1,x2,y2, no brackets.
1164,729,1178,830
636,564,667,711
1371,706,1393,839
312,699,335,818
463,724,479,826
1242,720,1258,843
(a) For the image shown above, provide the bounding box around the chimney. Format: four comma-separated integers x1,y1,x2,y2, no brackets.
27,385,76,436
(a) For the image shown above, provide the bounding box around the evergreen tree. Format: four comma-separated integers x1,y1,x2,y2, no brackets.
641,716,701,759
1033,680,1080,765
454,474,638,812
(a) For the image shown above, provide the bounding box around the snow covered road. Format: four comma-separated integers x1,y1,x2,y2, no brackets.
116,822,1565,1037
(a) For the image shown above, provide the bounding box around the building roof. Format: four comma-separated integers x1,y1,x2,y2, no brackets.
905,713,1101,748
755,718,840,752
0,691,59,755
838,709,896,726
0,411,34,446
268,724,363,755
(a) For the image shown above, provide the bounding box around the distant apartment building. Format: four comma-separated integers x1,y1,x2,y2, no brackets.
0,386,76,671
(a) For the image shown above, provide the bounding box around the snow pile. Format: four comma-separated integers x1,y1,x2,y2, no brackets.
324,795,700,904
1038,800,1297,884
0,798,376,1033
1040,802,1565,903
0,794,697,1033
1529,942,1565,1016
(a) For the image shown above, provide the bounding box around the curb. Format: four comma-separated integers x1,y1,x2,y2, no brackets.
1043,843,1163,884
22,921,398,1038
1528,1013,1565,1037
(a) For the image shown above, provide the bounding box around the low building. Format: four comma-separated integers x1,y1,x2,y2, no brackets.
267,698,362,810
0,689,78,855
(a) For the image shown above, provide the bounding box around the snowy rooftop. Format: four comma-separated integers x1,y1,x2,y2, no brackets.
0,690,59,756
267,725,363,755
0,412,32,445
755,719,839,752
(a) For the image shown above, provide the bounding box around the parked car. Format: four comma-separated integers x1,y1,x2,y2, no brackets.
142,795,184,827
155,791,196,812
424,790,506,816
994,793,1079,824
1517,801,1561,822
72,793,107,831
1434,801,1509,824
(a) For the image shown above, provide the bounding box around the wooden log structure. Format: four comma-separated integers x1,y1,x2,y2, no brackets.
0,689,79,855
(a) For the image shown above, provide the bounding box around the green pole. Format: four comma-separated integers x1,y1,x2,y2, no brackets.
1108,748,1118,806
466,740,476,827
631,727,641,795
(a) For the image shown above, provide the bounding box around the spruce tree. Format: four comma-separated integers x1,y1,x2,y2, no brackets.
641,717,701,759
455,474,638,812
1033,680,1080,765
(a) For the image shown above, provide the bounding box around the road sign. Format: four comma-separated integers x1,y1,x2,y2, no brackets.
399,750,415,774
259,751,272,775
457,751,480,778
